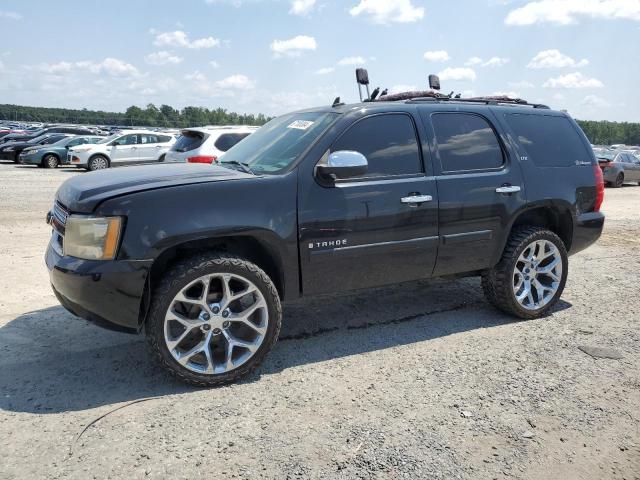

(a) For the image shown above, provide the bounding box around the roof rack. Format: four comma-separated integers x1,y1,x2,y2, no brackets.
404,94,550,109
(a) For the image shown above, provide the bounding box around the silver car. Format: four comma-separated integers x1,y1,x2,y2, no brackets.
593,148,640,188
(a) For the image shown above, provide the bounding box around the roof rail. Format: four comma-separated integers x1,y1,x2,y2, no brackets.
375,90,549,109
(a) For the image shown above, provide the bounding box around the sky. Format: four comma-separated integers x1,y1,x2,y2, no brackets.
0,0,638,121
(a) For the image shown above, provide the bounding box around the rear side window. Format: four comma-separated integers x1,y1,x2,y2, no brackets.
431,113,504,172
332,114,422,178
140,134,158,144
157,135,172,143
173,131,206,152
504,114,591,167
215,133,251,152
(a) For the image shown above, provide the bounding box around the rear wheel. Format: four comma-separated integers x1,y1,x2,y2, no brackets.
87,155,109,171
42,154,59,169
158,154,166,162
482,227,568,319
146,254,282,387
612,172,624,188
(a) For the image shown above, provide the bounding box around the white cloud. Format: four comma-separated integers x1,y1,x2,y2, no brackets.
465,56,483,66
505,0,640,26
543,72,604,88
581,94,610,107
349,0,425,24
145,51,183,66
337,56,366,66
39,58,139,77
492,91,521,98
0,11,21,20
214,74,255,90
438,67,477,81
290,0,316,16
526,49,589,68
270,35,317,57
210,60,220,68
508,80,535,89
423,50,450,62
315,67,335,74
153,30,220,49
482,56,510,67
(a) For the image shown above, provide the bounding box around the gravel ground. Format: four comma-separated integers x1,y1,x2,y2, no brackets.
0,161,638,480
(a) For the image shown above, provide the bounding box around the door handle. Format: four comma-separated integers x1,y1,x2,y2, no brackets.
401,195,433,204
495,185,521,194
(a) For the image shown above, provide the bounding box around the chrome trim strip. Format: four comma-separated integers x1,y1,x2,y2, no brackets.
310,235,438,255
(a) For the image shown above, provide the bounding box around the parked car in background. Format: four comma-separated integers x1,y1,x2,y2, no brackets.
0,126,95,144
18,135,103,168
593,148,640,187
164,126,258,164
0,133,72,162
67,130,175,170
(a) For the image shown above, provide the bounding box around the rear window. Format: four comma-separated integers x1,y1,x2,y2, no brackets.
215,133,251,152
504,114,592,167
431,113,504,172
172,131,206,152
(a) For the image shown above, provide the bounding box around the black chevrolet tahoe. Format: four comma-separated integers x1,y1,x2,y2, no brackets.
46,96,605,386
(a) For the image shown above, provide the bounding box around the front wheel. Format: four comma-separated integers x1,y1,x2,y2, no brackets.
42,154,59,169
146,254,282,387
87,155,109,171
612,172,624,188
482,227,568,319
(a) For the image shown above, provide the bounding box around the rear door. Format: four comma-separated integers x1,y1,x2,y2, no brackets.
137,134,160,162
420,107,527,276
298,112,439,294
621,154,640,181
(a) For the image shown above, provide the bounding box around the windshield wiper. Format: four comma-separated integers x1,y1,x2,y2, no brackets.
219,160,255,175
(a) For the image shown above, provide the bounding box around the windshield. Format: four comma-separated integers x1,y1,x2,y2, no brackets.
28,134,50,144
219,112,338,174
593,149,616,160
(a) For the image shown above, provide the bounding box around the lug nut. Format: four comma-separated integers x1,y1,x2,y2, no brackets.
202,313,210,320
213,328,222,335
222,309,230,318
202,324,211,331
223,321,230,329
211,305,220,314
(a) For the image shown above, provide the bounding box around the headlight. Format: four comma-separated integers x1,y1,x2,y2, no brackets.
64,216,123,260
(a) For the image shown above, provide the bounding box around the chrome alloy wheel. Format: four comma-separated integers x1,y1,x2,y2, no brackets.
163,273,268,375
513,239,563,311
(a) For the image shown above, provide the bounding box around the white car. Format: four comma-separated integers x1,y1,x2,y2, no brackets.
68,130,176,170
164,126,258,164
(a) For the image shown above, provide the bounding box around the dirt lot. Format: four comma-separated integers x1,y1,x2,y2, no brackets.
0,161,638,480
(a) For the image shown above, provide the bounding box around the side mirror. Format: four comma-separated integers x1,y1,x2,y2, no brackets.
317,150,368,181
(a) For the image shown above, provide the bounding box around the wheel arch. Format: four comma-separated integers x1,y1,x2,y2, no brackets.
89,152,111,166
138,234,286,328
496,202,574,263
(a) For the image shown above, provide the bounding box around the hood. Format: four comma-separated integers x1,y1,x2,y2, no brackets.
56,163,254,213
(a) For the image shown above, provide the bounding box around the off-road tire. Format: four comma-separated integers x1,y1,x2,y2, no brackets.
482,227,568,319
87,155,109,171
146,253,282,387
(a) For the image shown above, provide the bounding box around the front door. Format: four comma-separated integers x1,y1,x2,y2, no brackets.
298,112,439,295
109,134,139,164
419,108,527,276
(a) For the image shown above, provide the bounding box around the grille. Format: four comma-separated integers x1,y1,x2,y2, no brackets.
52,201,69,226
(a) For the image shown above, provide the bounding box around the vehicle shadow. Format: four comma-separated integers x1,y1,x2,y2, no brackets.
0,277,571,414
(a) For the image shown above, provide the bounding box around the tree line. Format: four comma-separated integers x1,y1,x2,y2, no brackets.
1,103,639,146
0,103,270,129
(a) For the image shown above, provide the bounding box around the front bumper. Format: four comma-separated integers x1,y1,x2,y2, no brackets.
18,152,42,165
46,237,153,333
0,150,16,160
570,211,605,256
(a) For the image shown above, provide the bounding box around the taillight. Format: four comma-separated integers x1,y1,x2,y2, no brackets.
187,155,216,164
593,164,604,212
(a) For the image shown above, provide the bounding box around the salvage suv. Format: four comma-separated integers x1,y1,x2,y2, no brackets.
46,92,605,386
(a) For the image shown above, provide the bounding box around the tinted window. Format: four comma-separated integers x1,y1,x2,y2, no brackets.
41,135,66,144
115,134,138,145
67,138,87,147
157,135,172,143
504,114,591,167
432,113,503,172
332,114,422,178
172,131,206,152
215,133,251,152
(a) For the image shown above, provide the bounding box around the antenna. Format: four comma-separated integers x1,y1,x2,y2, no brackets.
355,68,370,102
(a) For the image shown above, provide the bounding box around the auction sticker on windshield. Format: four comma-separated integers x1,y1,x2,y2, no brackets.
287,120,314,130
